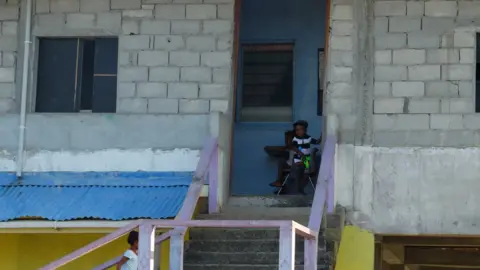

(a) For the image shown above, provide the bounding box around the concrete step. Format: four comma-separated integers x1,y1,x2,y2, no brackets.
184,251,328,265
188,239,327,252
184,264,327,270
228,195,313,208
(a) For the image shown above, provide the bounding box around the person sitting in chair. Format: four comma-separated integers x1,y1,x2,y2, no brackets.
287,120,321,194
267,129,295,188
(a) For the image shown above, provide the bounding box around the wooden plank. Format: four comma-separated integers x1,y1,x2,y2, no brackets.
382,235,480,247
169,229,186,270
383,244,405,264
335,226,375,270
39,220,142,270
193,137,217,181
374,243,382,270
208,147,219,214
138,223,155,270
419,266,480,270
304,237,318,270
405,247,480,266
279,224,295,270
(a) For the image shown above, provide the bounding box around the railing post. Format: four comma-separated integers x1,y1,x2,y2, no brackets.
304,236,318,270
138,223,155,270
169,228,185,270
208,146,219,214
279,223,295,270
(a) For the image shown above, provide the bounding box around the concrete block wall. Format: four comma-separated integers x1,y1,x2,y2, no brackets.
373,0,480,146
27,0,234,114
0,0,19,113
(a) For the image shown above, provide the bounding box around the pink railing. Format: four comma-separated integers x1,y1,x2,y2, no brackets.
40,135,337,270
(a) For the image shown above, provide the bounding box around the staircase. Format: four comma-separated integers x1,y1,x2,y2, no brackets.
183,195,345,270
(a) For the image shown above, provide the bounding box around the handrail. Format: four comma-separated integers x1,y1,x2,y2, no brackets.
41,137,218,270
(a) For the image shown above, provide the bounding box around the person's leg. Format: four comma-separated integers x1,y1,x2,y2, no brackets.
270,151,290,187
290,162,305,194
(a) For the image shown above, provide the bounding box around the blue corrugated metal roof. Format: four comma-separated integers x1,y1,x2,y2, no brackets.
0,172,192,221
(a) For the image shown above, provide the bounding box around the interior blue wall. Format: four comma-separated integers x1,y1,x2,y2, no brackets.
232,0,326,195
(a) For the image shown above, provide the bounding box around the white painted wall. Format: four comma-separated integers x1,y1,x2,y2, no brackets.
0,149,199,172
336,144,480,234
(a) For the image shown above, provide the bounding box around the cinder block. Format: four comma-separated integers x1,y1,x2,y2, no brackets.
328,82,353,97
217,35,232,50
149,67,180,82
50,0,80,13
442,65,473,81
426,49,459,64
330,36,352,51
425,1,457,17
374,1,406,16
0,98,14,113
218,4,234,19
186,4,217,19
330,50,354,66
137,82,167,97
140,20,170,34
120,35,151,50
430,114,463,130
213,68,230,84
375,17,388,34
117,83,136,98
329,98,355,114
118,67,148,82
155,4,186,19
148,98,179,114
171,20,201,34
179,99,210,113
167,83,199,98
332,5,353,20
203,20,232,34
2,22,17,36
425,81,458,97
374,82,391,97
201,52,231,67
375,66,407,81
374,98,404,113
0,83,14,98
0,67,14,83
407,33,440,49
407,1,424,17
392,82,424,97
170,51,200,67
210,99,228,112
441,98,474,113
460,48,475,64
373,115,396,131
1,52,15,67
186,36,216,51
80,0,110,12
375,34,406,49
0,36,17,52
122,20,139,35
458,1,480,18
36,0,50,14
138,51,169,66
454,32,475,48
395,114,430,130
111,0,141,9
392,49,425,65
331,21,353,36
459,81,473,97
389,17,421,33
122,10,153,18
117,98,147,113
96,12,122,32
407,98,440,113
181,67,212,82
330,66,352,82
155,35,185,50
408,65,441,81
204,0,234,3
66,13,95,29
463,114,480,130
199,84,229,99
422,18,454,34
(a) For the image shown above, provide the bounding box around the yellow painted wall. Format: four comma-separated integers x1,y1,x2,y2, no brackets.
335,225,375,270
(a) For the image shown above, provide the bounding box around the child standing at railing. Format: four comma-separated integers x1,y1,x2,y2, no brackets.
117,231,139,270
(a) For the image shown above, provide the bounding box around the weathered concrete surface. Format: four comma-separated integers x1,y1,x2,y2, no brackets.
337,144,480,234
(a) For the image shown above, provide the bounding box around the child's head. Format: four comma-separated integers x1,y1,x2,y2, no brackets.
293,120,308,137
127,231,139,249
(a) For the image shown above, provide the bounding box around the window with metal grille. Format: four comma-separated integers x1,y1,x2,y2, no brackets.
239,44,294,122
